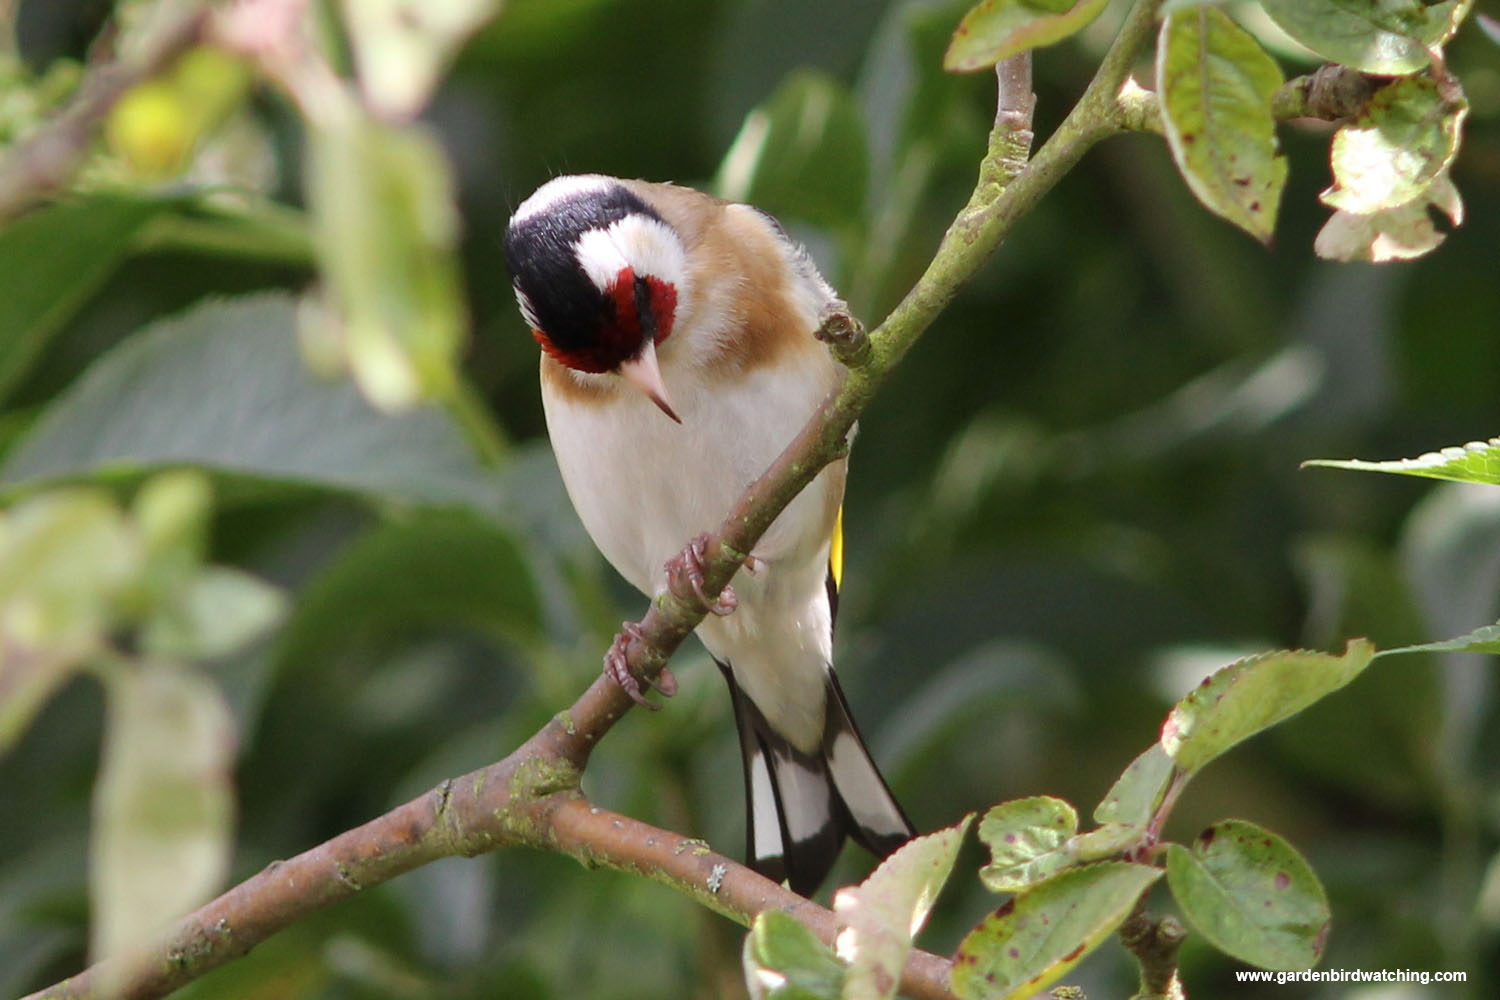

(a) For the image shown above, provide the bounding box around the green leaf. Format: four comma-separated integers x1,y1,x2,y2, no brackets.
942,0,1112,72
130,469,213,606
1260,0,1461,75
833,816,971,1000
90,660,235,963
132,469,212,567
0,195,163,405
1323,76,1468,215
1067,822,1148,862
714,69,868,233
1303,436,1500,486
0,294,505,514
1156,6,1286,243
1379,621,1500,657
1092,743,1175,828
139,567,287,660
1161,640,1377,774
977,796,1078,891
1165,819,1330,970
0,644,80,754
1313,170,1463,262
131,195,314,264
0,488,141,647
743,910,844,1000
343,0,500,119
952,862,1162,1000
1069,744,1179,862
272,509,542,676
0,487,142,752
305,115,466,410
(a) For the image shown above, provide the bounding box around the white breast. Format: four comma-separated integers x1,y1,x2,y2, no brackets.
542,357,843,751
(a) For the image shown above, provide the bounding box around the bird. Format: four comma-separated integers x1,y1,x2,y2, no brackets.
503,173,913,895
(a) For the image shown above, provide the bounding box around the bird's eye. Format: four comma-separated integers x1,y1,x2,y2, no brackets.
638,274,677,344
633,275,658,341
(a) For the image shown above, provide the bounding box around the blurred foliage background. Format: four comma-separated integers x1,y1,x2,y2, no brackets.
2,0,1500,998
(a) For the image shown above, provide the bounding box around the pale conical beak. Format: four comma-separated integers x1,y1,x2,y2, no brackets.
618,338,681,423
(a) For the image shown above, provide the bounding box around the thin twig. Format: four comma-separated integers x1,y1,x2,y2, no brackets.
0,9,208,222
994,53,1037,171
1120,897,1187,1000
1271,63,1380,122
1112,62,1387,138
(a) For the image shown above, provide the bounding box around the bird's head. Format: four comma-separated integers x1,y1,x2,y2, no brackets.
504,175,687,422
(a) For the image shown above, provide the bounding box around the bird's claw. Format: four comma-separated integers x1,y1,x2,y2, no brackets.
667,534,738,616
603,621,677,709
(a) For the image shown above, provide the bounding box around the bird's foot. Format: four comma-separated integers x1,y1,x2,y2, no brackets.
603,620,677,709
666,534,738,616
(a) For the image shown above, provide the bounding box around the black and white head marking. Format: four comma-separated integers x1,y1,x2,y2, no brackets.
504,175,688,372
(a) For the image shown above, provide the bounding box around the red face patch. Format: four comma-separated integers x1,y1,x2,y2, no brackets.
645,274,677,343
533,266,677,374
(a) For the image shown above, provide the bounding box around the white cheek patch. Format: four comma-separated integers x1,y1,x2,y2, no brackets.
511,173,614,225
514,286,541,330
573,215,688,296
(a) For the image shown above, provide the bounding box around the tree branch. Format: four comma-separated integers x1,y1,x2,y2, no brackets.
27,725,956,1000
27,4,1171,998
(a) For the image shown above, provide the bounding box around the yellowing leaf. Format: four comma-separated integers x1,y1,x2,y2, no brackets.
1323,76,1468,215
139,567,287,660
343,0,501,119
1314,171,1463,262
943,0,1112,72
90,661,236,963
834,818,970,1000
0,489,140,649
1157,7,1286,244
305,116,466,411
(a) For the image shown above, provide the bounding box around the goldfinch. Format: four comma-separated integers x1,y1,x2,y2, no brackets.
503,174,913,895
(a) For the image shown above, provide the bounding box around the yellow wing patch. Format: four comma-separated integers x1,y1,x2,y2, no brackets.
829,504,844,593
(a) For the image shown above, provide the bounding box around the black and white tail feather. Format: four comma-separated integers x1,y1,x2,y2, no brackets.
715,621,913,895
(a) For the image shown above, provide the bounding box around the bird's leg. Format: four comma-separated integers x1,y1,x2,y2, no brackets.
665,533,738,616
604,620,677,709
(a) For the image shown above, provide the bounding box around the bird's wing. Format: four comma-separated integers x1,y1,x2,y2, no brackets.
825,503,843,626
